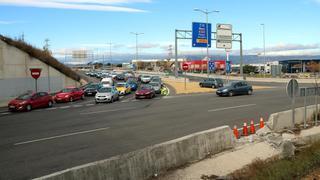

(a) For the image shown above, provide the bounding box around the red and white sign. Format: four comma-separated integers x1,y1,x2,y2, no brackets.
182,63,189,71
30,68,42,79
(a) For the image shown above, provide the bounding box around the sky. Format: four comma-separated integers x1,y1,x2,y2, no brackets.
1,0,320,58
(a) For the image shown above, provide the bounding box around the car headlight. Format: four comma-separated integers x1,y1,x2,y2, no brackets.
222,89,229,92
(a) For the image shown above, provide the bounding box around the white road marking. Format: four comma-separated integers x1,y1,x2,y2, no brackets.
14,127,110,146
208,104,256,112
73,105,83,108
86,104,95,106
80,107,137,115
59,106,70,109
131,99,138,102
1,112,10,115
46,107,57,110
121,100,129,103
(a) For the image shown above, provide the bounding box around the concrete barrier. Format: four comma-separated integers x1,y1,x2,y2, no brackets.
34,126,234,180
268,105,319,131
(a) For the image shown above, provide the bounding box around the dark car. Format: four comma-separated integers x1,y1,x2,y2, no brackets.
84,83,102,96
135,85,156,99
127,80,138,91
199,78,224,88
216,81,253,97
8,92,53,111
115,74,126,81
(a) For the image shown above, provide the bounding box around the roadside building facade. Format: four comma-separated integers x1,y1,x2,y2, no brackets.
0,35,85,102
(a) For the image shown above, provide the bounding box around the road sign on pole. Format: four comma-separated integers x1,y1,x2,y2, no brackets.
30,68,42,92
192,22,212,48
287,79,299,128
216,24,232,49
208,61,215,72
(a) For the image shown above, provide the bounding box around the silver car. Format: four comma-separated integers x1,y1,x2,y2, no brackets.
141,75,152,83
149,82,162,94
95,86,119,103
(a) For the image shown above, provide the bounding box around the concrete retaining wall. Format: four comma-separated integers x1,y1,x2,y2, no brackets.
268,104,319,131
34,126,234,180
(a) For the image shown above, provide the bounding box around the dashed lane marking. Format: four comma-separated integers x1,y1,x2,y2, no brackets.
14,127,110,146
59,106,70,109
80,107,137,115
86,104,95,106
208,104,257,112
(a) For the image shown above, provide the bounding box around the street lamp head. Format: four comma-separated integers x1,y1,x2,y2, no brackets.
194,8,200,11
213,10,220,13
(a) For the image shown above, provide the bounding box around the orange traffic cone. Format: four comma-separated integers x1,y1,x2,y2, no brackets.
260,117,265,128
250,120,256,134
233,125,239,139
242,122,248,136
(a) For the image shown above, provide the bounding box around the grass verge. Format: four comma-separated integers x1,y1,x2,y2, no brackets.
231,142,320,180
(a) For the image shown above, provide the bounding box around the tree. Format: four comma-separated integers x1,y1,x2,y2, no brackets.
243,65,256,74
116,64,123,68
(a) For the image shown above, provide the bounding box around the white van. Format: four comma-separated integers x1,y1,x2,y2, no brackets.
101,77,114,87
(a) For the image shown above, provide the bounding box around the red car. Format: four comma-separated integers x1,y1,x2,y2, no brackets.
135,85,156,99
54,87,84,103
8,92,53,111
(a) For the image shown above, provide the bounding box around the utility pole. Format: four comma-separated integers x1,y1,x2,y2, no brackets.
261,23,266,77
194,8,219,77
106,42,112,69
131,32,144,64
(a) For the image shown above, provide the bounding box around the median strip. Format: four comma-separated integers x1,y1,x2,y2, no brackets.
14,127,110,146
208,104,256,112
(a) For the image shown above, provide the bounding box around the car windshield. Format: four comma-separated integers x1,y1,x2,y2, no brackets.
87,84,100,89
61,88,73,93
98,88,112,93
149,83,159,87
116,83,126,87
225,82,237,87
16,93,32,100
142,76,150,78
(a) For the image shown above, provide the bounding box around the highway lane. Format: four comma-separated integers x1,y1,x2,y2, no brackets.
0,86,317,179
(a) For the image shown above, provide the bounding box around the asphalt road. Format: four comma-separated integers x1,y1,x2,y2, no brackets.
0,83,317,180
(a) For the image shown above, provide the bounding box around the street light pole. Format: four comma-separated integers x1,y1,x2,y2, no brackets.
131,32,144,64
194,8,219,77
261,23,266,77
107,42,112,69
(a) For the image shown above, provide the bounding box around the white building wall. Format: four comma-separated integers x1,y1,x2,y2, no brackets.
0,40,79,101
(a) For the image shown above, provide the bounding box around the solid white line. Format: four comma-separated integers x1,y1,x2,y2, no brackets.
80,107,137,115
208,104,256,112
1,112,10,115
59,106,70,109
46,107,57,110
14,127,110,146
86,104,95,106
121,100,129,103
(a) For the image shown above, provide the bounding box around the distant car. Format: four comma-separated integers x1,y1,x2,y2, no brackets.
8,92,53,111
216,81,253,97
149,82,162,94
84,83,102,96
135,85,156,99
199,78,224,88
140,75,152,83
55,87,84,103
151,76,162,85
127,81,138,91
115,74,126,81
101,77,114,87
95,86,119,103
115,82,131,95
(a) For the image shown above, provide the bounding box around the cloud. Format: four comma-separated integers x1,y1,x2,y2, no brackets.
0,20,26,24
246,43,320,56
0,0,150,12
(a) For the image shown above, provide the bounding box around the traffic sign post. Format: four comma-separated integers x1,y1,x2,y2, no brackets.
287,79,299,127
182,63,189,90
30,68,42,92
208,61,215,72
216,24,232,49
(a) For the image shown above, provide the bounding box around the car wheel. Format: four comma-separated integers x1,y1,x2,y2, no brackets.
110,97,114,103
248,89,253,95
212,85,216,89
228,91,234,97
48,101,53,107
200,83,203,87
69,97,73,102
26,104,32,111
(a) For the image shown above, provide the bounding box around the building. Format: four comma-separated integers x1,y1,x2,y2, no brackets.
132,58,185,71
0,35,87,102
279,59,320,73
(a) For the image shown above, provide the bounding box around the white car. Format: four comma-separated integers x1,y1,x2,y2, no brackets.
95,86,119,103
141,75,152,83
101,77,114,87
